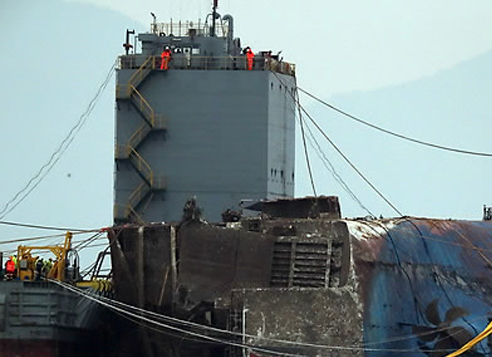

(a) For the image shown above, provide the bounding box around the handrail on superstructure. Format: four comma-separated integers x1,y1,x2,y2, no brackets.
128,146,154,186
115,54,167,223
128,123,151,150
151,20,229,38
118,55,296,76
129,85,156,126
127,206,144,223
128,56,156,87
127,181,149,213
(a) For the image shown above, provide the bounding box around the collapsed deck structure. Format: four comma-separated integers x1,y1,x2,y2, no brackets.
109,197,492,356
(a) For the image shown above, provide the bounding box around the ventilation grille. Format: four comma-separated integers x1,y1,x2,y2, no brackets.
271,239,331,288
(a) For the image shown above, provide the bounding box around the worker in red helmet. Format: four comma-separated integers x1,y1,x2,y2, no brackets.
245,47,254,71
161,46,172,70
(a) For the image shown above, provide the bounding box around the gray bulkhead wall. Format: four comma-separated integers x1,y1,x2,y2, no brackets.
115,68,296,222
267,72,296,199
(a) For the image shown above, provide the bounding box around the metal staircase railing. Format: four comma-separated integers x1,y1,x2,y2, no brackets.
127,206,144,224
116,85,167,128
114,176,166,222
128,146,154,186
128,123,152,151
115,144,128,160
128,181,151,210
115,55,155,99
115,55,166,223
129,85,158,126
128,56,156,88
126,181,150,223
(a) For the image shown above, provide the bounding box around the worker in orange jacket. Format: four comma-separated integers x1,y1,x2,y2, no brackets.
5,257,15,280
161,46,172,70
245,47,254,70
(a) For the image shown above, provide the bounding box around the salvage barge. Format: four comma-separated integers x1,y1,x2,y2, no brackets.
0,233,110,357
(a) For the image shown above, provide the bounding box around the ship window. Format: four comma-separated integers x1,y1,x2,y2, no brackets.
280,170,284,179
279,84,282,90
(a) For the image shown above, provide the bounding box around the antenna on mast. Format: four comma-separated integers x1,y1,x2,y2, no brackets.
211,0,218,36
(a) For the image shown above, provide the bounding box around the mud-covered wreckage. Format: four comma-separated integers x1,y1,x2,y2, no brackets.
108,196,492,357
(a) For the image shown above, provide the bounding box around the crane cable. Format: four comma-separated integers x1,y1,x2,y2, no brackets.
298,87,492,158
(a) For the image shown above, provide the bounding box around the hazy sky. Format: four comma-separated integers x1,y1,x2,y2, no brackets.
64,0,492,95
1,0,492,267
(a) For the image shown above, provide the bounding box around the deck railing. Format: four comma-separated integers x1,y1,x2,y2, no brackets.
150,21,230,38
119,55,296,76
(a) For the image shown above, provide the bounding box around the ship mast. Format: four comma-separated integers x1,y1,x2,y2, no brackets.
211,0,218,37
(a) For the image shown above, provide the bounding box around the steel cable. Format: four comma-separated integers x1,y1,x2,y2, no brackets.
298,87,492,157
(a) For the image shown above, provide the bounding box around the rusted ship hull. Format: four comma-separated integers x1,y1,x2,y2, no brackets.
108,197,492,356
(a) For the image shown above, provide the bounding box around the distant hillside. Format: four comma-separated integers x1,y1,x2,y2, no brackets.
296,50,492,219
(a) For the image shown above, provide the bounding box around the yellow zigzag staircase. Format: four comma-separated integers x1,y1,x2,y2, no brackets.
115,56,166,223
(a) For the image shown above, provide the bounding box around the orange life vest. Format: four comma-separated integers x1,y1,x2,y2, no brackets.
5,259,15,273
246,50,255,70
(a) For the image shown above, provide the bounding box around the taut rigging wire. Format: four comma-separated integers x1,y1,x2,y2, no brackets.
0,230,102,245
302,111,375,216
292,89,404,216
0,219,99,232
273,72,376,215
296,89,317,197
298,87,492,158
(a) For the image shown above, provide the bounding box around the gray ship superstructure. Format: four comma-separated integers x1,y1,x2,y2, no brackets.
114,13,297,224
